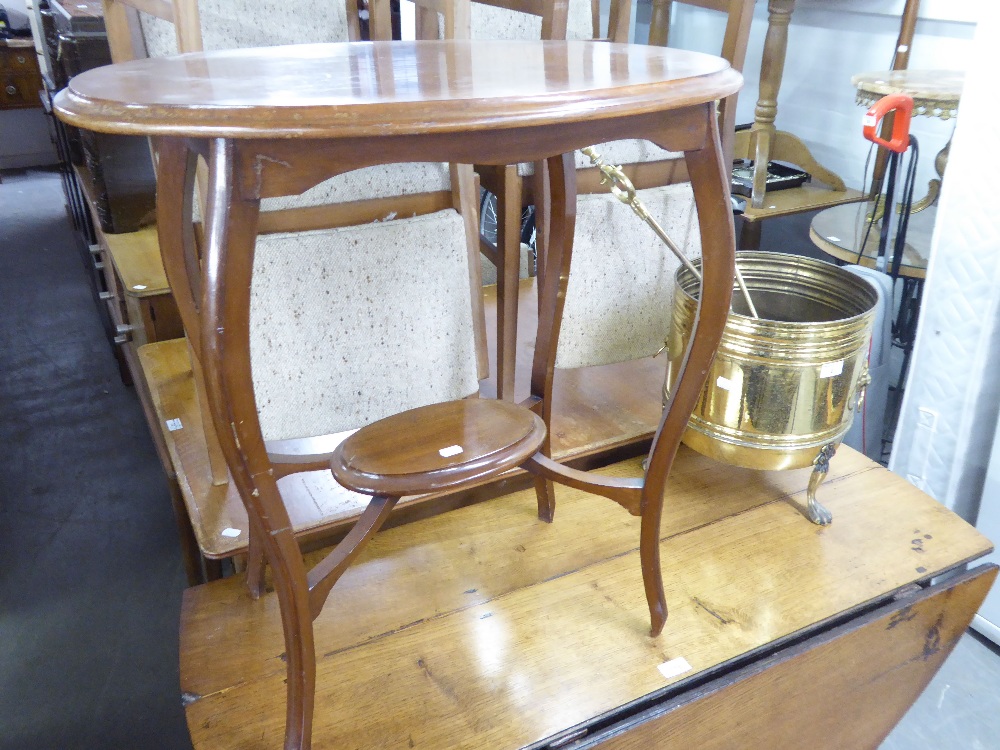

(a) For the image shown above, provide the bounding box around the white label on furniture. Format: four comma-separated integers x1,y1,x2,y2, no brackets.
716,376,734,391
221,528,241,538
166,418,183,431
439,445,463,458
820,360,844,378
658,657,692,680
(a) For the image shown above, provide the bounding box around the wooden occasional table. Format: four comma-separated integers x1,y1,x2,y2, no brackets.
809,69,962,392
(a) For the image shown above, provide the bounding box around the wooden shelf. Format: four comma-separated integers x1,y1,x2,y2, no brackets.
733,129,865,225
741,183,865,223
103,225,170,297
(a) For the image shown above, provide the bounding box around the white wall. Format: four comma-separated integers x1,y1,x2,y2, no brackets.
887,5,1000,519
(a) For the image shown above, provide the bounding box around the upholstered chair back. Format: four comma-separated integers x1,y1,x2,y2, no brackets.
250,212,480,441
109,0,483,443
553,0,753,369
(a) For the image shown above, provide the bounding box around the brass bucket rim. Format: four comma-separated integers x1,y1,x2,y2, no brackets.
676,251,879,330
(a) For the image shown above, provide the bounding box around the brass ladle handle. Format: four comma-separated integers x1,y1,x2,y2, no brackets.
580,146,759,319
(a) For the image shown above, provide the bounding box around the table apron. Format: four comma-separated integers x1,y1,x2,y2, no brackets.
163,105,712,201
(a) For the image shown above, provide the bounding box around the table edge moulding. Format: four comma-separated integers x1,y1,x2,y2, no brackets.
53,40,743,138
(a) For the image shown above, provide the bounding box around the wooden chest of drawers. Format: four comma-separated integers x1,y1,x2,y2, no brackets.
0,40,43,110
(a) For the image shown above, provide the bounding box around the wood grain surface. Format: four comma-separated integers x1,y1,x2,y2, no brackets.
181,445,991,748
331,399,546,495
103,226,171,297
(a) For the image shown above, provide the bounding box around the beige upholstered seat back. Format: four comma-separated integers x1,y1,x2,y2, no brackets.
517,139,682,177
261,163,452,211
555,183,700,369
250,210,480,442
573,139,681,169
138,0,351,57
468,0,594,41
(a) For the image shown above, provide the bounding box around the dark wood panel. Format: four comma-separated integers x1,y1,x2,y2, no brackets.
578,565,998,750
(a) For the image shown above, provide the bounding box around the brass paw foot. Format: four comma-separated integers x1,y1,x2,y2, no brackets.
804,444,836,526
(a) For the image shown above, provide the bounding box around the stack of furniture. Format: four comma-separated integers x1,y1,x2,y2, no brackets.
733,0,866,250
54,33,997,750
38,0,171,393
46,4,1000,747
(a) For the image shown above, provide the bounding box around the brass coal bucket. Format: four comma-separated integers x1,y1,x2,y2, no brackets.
665,252,877,525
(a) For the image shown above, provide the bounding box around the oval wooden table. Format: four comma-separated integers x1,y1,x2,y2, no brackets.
54,40,744,750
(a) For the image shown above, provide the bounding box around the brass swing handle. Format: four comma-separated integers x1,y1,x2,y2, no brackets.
579,146,759,319
849,361,872,412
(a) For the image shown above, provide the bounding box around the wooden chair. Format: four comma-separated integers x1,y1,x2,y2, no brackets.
101,0,491,581
547,0,752,377
523,0,753,637
391,0,633,400
647,0,754,169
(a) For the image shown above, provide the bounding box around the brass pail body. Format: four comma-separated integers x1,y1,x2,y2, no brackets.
666,252,878,471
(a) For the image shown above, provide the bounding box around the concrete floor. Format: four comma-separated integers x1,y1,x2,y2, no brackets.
0,167,192,750
0,167,997,749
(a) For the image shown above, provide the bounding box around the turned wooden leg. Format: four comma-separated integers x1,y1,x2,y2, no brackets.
749,0,794,209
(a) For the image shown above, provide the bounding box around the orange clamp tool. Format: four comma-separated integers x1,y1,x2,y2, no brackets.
862,93,914,153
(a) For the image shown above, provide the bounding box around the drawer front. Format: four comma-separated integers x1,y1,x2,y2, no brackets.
0,47,39,72
1,74,43,109
563,565,997,750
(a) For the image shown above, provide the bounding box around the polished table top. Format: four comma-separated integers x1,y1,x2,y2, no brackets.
53,40,743,138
